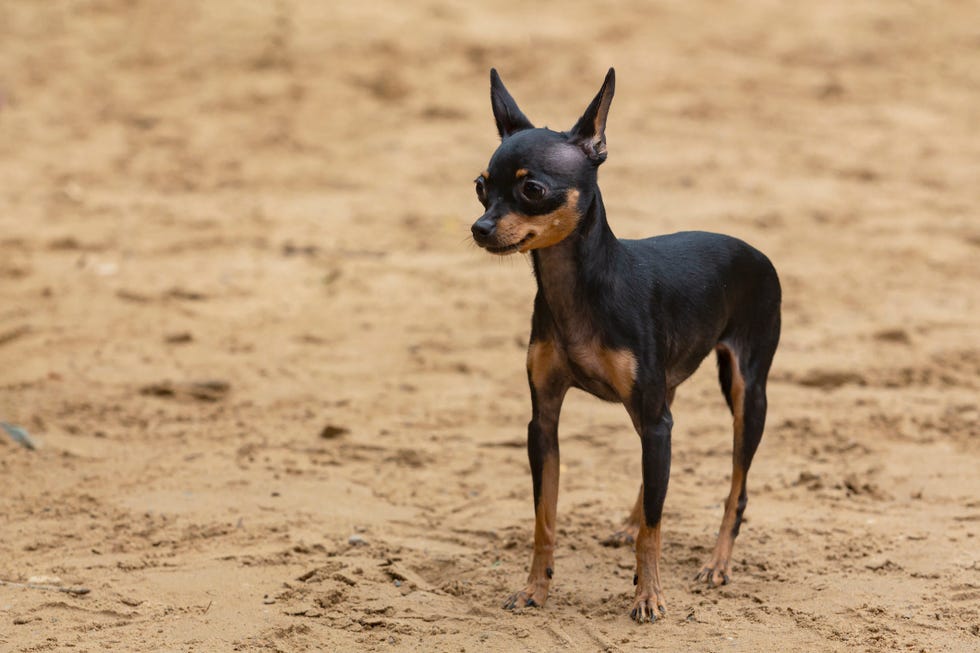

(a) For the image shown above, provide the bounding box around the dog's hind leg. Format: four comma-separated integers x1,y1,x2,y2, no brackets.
695,333,777,587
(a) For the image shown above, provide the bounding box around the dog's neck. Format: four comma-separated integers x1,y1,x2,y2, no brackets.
531,190,623,342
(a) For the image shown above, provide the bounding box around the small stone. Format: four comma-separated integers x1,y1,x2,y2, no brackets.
320,424,349,439
348,534,367,546
164,331,193,344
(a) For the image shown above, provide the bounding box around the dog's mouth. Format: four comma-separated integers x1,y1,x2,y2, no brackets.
483,233,535,255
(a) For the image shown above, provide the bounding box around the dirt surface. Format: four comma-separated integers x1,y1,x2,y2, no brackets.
1,1,979,651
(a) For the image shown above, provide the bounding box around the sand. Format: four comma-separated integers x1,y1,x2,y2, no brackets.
1,1,978,651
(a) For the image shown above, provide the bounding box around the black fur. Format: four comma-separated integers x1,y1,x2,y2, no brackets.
473,68,781,621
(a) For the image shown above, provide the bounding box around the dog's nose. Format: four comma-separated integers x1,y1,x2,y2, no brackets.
471,216,496,239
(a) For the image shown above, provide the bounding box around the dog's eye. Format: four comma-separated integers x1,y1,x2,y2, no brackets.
520,179,546,202
475,177,487,203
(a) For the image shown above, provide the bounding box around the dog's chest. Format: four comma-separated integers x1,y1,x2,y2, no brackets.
560,338,636,403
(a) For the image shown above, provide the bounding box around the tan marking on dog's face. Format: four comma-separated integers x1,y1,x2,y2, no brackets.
493,189,581,253
515,168,529,179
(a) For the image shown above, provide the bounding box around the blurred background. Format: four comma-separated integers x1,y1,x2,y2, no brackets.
1,1,977,651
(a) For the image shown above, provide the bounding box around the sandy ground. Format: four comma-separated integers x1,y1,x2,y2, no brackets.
1,1,978,651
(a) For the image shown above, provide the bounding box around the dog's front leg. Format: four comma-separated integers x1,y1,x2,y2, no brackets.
630,397,672,623
504,340,568,610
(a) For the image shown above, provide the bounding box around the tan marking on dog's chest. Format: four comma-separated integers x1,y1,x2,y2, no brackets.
566,339,636,402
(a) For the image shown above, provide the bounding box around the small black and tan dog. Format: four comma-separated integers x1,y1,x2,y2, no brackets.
470,68,781,623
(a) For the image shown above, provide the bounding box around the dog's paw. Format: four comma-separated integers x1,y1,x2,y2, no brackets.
693,561,731,588
600,526,639,548
502,584,548,610
629,593,667,623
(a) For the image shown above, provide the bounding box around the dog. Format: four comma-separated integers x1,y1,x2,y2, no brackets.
470,68,782,622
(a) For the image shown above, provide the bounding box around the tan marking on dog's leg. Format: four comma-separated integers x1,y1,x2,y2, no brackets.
504,452,559,610
527,340,562,392
627,484,644,527
631,520,667,622
601,483,643,547
525,453,558,601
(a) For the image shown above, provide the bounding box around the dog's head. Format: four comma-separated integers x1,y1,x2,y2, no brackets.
471,68,615,255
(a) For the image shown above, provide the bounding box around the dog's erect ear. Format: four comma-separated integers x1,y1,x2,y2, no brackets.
490,69,534,139
568,68,615,163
